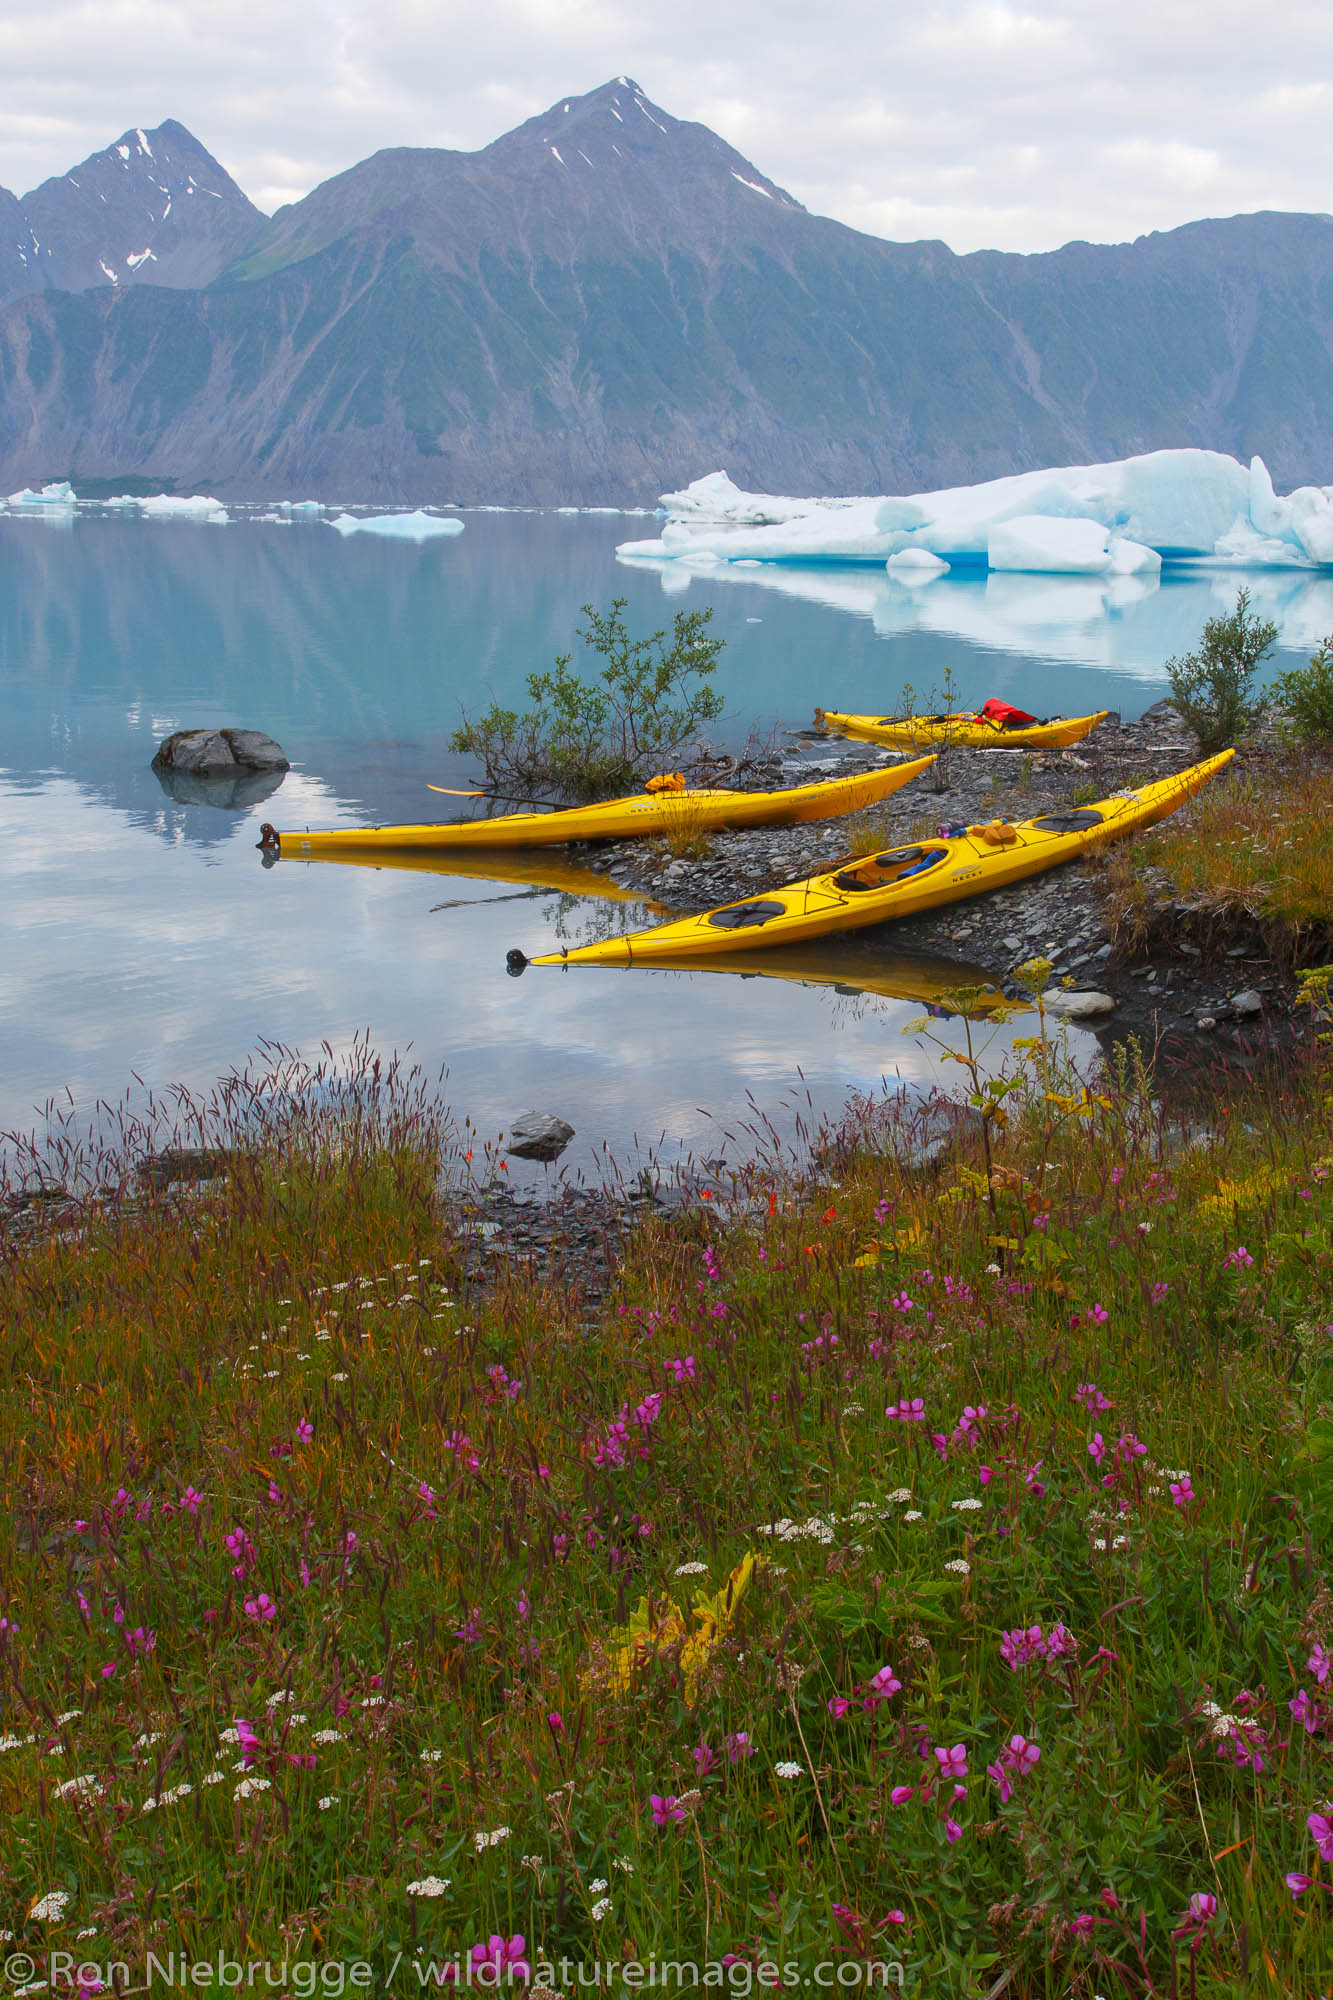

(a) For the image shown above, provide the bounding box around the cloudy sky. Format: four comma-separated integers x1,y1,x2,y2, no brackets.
1,0,1329,254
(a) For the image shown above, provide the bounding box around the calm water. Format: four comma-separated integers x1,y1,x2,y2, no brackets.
3,505,1328,1185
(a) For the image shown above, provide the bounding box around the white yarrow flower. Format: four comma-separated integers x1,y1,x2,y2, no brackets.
28,1889,71,1921
944,1558,971,1575
406,1876,451,1898
591,1896,612,1921
233,1776,272,1800
774,1760,803,1779
673,1561,708,1576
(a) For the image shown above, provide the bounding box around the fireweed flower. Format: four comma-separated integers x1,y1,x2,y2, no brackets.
243,1594,276,1622
1000,1625,1047,1670
1308,1810,1333,1862
1170,1475,1196,1507
1003,1734,1041,1774
650,1792,686,1826
885,1398,926,1422
1075,1383,1111,1412
934,1743,968,1780
1286,1872,1315,1897
866,1665,902,1702
1309,1642,1331,1685
1088,1434,1106,1466
725,1732,754,1763
467,1937,531,1981
1225,1245,1255,1268
890,1785,915,1804
828,1698,851,1719
692,1741,717,1776
1289,1689,1317,1733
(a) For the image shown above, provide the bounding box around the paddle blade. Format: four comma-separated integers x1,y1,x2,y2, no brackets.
427,784,486,796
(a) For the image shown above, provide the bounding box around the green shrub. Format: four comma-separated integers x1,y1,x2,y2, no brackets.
1271,633,1333,746
451,599,725,802
1165,586,1277,753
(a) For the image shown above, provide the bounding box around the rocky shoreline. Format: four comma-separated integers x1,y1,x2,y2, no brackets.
559,704,1300,1073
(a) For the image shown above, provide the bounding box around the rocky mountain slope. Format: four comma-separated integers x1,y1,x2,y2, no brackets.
1,81,1331,502
2,121,262,305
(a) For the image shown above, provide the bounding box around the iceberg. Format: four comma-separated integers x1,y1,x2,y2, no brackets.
102,493,229,520
279,499,327,516
618,450,1333,573
6,481,77,510
328,510,464,541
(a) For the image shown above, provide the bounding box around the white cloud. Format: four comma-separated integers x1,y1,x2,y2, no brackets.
0,0,1330,251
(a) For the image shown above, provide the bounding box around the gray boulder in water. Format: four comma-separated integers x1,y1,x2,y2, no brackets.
506,1111,575,1162
153,727,290,775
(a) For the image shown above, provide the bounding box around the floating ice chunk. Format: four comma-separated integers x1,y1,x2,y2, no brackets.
625,449,1333,572
279,499,326,516
100,492,227,519
139,494,229,520
989,516,1115,574
886,547,950,576
328,510,464,541
7,481,76,508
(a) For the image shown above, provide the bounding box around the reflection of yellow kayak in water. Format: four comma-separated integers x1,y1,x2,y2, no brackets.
562,941,1002,1015
258,754,936,856
517,753,1233,968
817,707,1108,750
266,842,666,907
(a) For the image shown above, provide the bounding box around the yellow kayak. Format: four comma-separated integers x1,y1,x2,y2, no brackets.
257,755,936,857
517,752,1232,968
816,707,1109,751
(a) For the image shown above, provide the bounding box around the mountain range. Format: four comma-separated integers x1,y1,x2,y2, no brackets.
2,79,1332,504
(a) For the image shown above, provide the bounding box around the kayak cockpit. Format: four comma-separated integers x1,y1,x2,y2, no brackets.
1029,809,1105,832
832,846,949,893
704,899,789,930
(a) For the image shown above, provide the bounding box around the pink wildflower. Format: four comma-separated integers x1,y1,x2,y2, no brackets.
934,1743,967,1780
467,1936,530,1982
1308,1810,1333,1861
890,1785,915,1804
1225,1244,1255,1268
885,1397,926,1422
865,1664,902,1702
1169,1475,1195,1507
243,1594,276,1622
725,1731,754,1763
1088,1433,1106,1466
1309,1642,1331,1685
944,1816,963,1843
650,1792,686,1828
1075,1383,1111,1412
1290,1689,1316,1733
